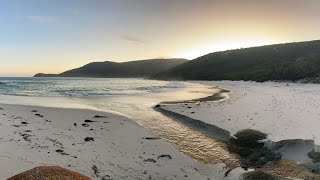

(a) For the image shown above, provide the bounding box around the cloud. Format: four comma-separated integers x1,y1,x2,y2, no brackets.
25,16,57,24
120,34,145,44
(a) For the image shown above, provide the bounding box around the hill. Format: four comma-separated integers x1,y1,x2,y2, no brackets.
34,58,187,78
152,40,320,82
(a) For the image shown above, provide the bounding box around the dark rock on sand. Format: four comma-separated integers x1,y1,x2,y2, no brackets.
308,149,320,162
228,129,280,166
155,104,161,108
8,166,91,180
84,137,94,142
31,110,38,112
299,162,320,174
242,170,280,180
234,129,267,142
74,123,77,126
21,122,28,125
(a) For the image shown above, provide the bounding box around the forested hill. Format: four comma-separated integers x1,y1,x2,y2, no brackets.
152,40,320,82
34,58,187,78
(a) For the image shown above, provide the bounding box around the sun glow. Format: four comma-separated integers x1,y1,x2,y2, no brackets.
173,38,276,60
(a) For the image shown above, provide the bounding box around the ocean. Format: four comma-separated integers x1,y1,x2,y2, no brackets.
0,77,185,97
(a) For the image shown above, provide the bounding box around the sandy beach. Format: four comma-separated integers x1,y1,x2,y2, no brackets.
161,81,320,144
0,102,247,180
4,80,320,179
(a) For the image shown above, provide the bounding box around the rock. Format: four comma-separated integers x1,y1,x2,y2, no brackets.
155,104,161,108
235,129,267,142
8,166,91,180
31,110,38,112
308,149,320,162
299,162,320,174
242,170,279,180
84,137,94,142
234,129,267,148
21,122,28,125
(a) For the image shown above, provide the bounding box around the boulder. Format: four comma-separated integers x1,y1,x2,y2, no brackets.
8,166,91,180
308,149,320,162
233,129,267,148
242,170,279,180
235,129,267,142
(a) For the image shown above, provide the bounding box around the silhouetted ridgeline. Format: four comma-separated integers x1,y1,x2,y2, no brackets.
34,59,187,78
152,40,320,82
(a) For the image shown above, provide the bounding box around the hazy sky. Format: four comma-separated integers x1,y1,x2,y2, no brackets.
1,0,320,76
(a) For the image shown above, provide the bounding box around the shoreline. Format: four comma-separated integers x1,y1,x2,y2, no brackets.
0,81,247,180
5,80,320,179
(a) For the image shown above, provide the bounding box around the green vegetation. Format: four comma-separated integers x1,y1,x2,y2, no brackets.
152,40,320,82
35,58,187,78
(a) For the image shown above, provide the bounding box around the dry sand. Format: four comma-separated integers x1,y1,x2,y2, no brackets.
0,103,246,180
160,81,320,165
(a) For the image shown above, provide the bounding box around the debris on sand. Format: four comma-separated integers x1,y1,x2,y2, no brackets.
84,137,94,142
93,115,107,118
82,123,89,127
158,154,172,159
7,166,91,180
35,113,44,118
84,120,97,123
143,137,160,140
92,165,100,177
55,149,69,155
20,133,32,141
144,158,156,163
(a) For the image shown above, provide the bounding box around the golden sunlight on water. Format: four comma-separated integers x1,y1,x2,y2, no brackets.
85,84,242,168
124,106,240,167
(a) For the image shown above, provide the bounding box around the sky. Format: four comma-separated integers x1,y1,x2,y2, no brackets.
0,0,320,76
